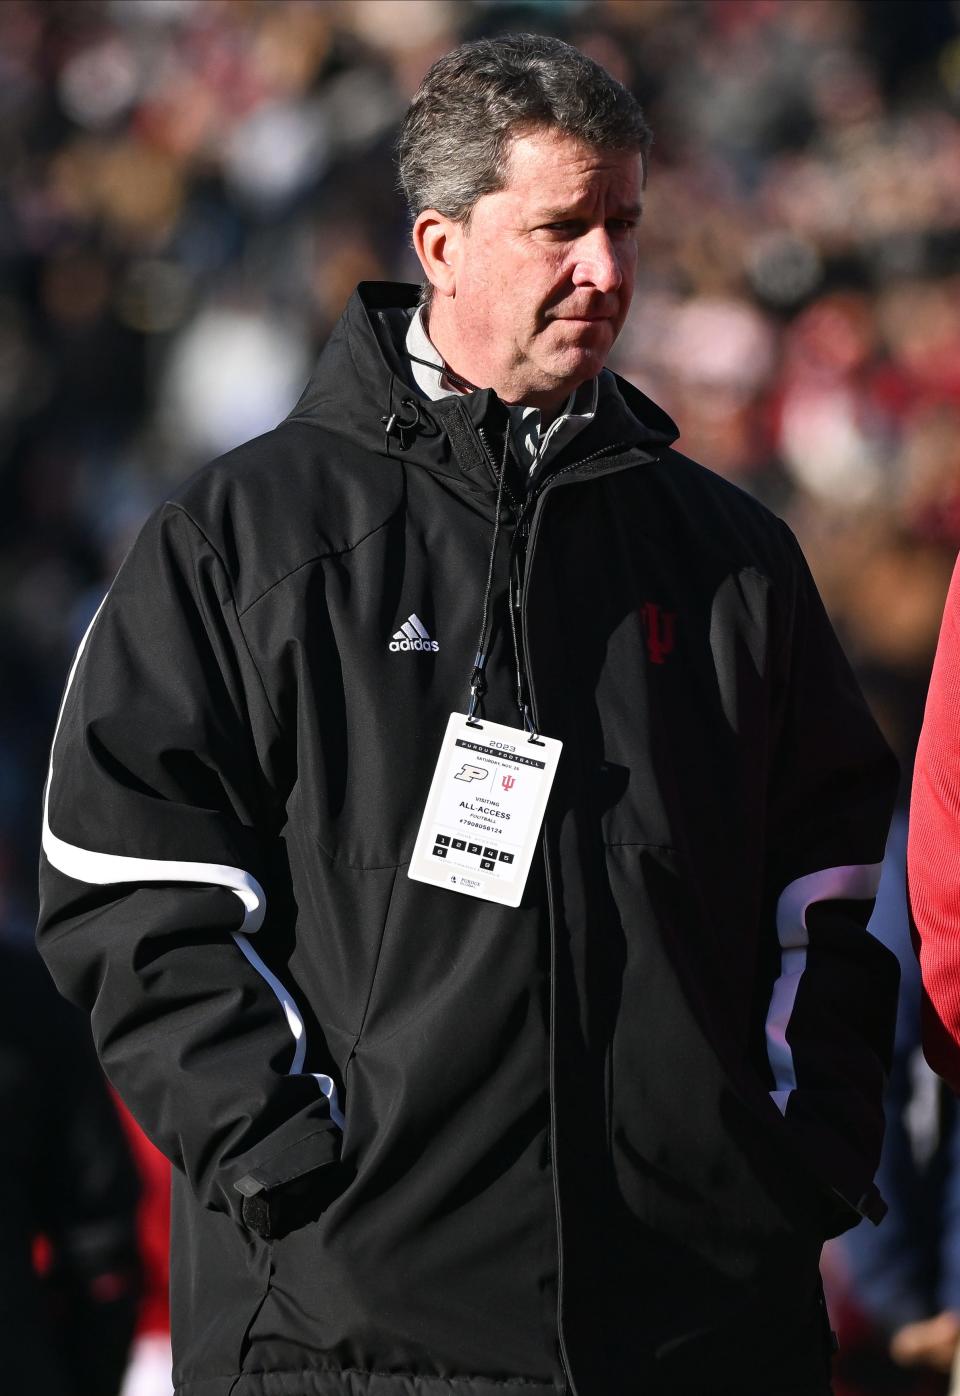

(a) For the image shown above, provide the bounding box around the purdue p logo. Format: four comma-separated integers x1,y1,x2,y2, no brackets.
455,764,488,783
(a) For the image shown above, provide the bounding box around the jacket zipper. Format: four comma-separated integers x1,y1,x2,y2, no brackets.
519,469,598,1396
475,424,629,1395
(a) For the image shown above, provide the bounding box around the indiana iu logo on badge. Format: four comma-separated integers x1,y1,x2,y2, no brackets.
408,713,562,907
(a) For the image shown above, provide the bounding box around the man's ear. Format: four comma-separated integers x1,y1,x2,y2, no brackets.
412,210,462,298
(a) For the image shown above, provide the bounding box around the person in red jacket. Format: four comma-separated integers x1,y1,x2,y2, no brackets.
115,1100,173,1396
910,555,960,1092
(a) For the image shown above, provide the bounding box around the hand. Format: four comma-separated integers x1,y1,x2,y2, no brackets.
890,1310,960,1373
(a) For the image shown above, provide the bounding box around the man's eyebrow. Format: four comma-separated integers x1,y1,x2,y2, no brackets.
534,201,644,221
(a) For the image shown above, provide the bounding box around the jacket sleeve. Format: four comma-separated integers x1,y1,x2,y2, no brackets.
763,522,900,1228
908,554,960,1094
37,501,343,1234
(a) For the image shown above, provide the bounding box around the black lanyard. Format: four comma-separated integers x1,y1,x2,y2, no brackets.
466,429,540,740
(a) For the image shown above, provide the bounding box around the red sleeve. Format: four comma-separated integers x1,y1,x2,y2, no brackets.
909,553,960,1092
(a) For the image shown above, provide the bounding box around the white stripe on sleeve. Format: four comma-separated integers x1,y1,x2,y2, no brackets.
233,932,345,1128
41,594,342,1127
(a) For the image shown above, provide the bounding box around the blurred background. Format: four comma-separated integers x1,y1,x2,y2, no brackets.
3,0,960,1392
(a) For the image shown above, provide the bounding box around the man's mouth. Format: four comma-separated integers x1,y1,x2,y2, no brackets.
554,312,614,324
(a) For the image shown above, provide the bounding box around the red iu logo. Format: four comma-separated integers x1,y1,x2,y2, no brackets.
501,774,516,791
639,602,676,665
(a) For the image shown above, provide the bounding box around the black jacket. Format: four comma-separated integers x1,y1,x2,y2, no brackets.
38,283,900,1396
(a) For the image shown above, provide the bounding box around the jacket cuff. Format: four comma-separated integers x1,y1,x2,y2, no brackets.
852,1182,887,1227
229,1121,343,1238
232,1123,341,1195
226,1111,344,1234
773,1094,887,1235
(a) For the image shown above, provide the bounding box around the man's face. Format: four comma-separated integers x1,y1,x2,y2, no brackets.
434,126,643,408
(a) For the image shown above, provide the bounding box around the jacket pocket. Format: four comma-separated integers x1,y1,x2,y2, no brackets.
603,842,834,1243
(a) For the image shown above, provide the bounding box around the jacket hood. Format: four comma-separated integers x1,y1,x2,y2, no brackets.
288,282,679,486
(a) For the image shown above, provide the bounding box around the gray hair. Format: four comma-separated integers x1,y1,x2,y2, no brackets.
397,33,651,263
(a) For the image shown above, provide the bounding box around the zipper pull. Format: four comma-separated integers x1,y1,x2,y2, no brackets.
516,676,530,729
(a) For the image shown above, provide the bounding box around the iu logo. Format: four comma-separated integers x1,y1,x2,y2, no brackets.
639,602,676,665
501,774,516,791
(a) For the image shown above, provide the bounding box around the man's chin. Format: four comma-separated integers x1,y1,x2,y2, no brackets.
545,340,611,390
554,317,616,357
508,333,616,408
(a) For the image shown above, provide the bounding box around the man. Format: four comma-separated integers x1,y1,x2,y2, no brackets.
38,33,899,1396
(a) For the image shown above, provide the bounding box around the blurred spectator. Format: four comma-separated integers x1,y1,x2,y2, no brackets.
827,810,960,1396
0,941,141,1396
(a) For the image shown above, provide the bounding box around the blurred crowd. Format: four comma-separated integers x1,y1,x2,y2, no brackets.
3,0,960,1392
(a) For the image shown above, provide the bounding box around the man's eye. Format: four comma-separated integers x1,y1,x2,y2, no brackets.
540,219,638,235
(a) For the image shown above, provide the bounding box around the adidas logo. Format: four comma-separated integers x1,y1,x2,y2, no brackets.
389,613,439,653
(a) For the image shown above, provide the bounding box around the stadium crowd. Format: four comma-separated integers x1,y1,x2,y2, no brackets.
3,1,960,1392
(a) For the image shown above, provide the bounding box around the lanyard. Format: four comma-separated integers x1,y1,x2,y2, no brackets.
465,429,539,740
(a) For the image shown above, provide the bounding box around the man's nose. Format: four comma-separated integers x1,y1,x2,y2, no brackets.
572,230,623,293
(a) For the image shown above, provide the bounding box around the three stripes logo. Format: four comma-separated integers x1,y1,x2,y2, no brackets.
389,613,439,653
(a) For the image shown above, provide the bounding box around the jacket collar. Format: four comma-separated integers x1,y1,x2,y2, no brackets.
287,282,679,495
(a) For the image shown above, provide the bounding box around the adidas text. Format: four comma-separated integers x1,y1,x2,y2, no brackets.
389,637,439,653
